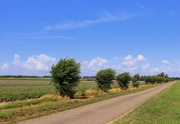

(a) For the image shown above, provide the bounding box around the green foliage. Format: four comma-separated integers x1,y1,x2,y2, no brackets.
132,73,140,88
50,58,81,99
145,74,172,85
116,72,130,89
132,73,140,83
133,82,140,88
95,68,116,92
145,76,156,84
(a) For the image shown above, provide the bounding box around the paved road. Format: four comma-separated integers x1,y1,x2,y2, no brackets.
17,82,175,124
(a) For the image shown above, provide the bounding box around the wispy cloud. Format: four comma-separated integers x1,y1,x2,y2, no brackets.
7,32,75,39
32,36,75,39
45,13,134,31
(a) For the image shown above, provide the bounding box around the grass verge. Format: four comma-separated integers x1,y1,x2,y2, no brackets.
113,81,180,124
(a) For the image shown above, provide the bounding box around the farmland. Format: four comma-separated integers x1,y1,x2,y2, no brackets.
0,80,56,102
0,79,102,102
0,79,172,124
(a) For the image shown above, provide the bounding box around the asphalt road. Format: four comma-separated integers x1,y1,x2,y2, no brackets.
17,82,175,124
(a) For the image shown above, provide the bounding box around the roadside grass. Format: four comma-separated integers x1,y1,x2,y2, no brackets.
0,98,58,110
113,81,180,124
0,81,170,124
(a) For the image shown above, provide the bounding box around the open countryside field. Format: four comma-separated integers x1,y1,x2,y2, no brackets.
0,80,56,102
113,81,180,124
0,79,173,124
0,79,101,102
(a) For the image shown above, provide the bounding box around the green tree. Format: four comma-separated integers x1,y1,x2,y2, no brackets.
116,72,130,89
145,76,156,85
50,58,80,99
95,68,116,92
132,73,140,88
132,73,140,83
145,76,151,84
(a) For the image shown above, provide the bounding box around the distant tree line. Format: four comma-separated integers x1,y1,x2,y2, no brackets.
0,75,51,79
81,76,96,79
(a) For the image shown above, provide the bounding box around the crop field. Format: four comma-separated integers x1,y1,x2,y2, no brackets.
0,80,56,102
0,79,102,102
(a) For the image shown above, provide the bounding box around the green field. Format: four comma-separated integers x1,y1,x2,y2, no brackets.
113,81,180,124
0,80,56,102
0,79,100,102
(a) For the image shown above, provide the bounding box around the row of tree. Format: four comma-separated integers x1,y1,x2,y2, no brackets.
50,58,173,99
0,75,51,79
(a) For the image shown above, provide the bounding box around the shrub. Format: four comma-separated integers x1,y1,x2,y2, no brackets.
95,68,116,92
145,76,156,85
133,82,140,88
116,72,130,89
50,58,80,99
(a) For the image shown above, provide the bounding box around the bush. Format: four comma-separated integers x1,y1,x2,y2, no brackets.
145,76,156,85
95,68,116,92
133,82,140,88
116,72,130,89
50,58,80,99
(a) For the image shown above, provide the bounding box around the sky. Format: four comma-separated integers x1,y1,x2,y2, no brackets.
0,0,180,77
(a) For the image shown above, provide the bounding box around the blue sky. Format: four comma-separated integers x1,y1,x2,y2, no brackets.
0,0,180,77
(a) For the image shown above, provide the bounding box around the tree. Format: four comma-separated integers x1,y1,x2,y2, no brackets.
116,72,130,89
157,72,165,77
132,73,140,83
95,68,116,92
132,73,140,88
145,76,156,85
145,76,151,84
50,58,80,99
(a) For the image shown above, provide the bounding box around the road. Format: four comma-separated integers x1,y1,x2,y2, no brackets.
17,82,175,124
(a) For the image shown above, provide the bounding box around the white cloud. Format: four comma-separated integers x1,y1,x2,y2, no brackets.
45,12,133,31
81,55,148,76
0,63,9,70
24,54,56,71
1,54,180,77
87,57,109,70
32,36,75,39
113,57,120,60
121,55,147,68
142,64,150,69
121,60,135,68
10,54,56,75
162,60,171,65
151,67,160,73
124,55,133,61
13,54,21,65
137,55,147,62
81,57,110,75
